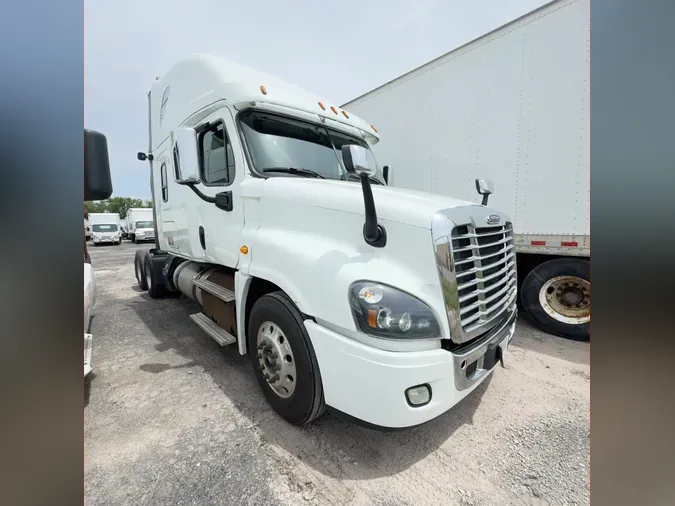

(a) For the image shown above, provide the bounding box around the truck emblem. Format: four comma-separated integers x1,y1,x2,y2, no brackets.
486,214,500,225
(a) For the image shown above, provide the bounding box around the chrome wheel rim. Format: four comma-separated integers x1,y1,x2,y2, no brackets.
256,321,297,398
539,275,590,324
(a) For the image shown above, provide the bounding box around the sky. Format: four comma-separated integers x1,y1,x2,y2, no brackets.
85,0,549,199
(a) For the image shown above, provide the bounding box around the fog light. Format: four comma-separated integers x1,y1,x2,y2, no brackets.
405,384,431,407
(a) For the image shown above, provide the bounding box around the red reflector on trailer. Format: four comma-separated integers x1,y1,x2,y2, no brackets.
561,241,578,247
531,240,546,246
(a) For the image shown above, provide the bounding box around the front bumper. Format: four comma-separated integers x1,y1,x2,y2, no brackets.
306,309,517,429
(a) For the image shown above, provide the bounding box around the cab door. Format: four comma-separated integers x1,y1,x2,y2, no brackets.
175,106,245,268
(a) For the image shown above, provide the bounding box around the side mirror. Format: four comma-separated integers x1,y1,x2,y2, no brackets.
475,178,494,206
342,144,376,176
172,128,201,184
341,144,386,248
85,129,113,201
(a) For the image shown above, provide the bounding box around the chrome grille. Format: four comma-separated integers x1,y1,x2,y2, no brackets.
451,223,516,335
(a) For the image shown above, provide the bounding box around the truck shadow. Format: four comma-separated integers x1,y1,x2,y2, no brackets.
511,315,589,366
128,296,490,480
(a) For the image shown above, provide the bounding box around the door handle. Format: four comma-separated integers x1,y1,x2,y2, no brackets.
215,191,233,212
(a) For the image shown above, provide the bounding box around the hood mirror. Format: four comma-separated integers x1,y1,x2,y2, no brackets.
342,145,386,248
475,178,494,206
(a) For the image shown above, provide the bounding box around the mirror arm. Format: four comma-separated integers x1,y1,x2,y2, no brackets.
186,183,216,204
482,194,489,206
360,174,387,248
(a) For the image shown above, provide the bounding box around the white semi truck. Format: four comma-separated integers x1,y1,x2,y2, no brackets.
135,54,517,429
88,212,122,246
341,0,590,341
125,207,155,243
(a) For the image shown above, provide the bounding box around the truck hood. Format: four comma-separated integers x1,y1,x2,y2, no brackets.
259,177,476,229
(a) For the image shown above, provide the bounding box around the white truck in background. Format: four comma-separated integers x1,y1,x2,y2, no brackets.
88,212,122,246
125,207,155,243
341,0,590,341
134,54,517,429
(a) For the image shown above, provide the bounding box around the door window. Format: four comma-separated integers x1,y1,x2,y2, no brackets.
199,122,235,185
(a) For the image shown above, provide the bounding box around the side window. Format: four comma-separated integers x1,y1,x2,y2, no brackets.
160,163,168,202
200,122,235,185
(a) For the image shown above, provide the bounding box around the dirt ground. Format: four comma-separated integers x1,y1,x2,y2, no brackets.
85,241,589,506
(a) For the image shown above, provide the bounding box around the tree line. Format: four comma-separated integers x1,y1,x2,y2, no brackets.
85,197,152,219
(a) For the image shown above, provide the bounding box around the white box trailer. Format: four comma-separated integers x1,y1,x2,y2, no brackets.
125,207,155,243
341,0,589,340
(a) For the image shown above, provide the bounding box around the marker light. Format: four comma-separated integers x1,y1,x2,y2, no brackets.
341,110,350,118
318,101,326,110
260,85,267,95
330,106,339,115
370,124,378,132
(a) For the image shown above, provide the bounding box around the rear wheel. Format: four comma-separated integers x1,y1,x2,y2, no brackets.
134,249,148,290
143,252,167,298
520,258,590,341
248,291,325,425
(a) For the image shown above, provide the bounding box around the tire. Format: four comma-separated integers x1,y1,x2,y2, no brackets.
248,291,326,425
131,234,136,244
144,252,168,298
520,258,590,341
134,249,148,290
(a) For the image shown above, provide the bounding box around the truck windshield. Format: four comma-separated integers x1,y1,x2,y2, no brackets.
238,110,384,184
92,224,118,232
135,221,153,229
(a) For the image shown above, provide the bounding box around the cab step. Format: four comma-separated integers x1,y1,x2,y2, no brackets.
189,312,237,347
193,278,236,303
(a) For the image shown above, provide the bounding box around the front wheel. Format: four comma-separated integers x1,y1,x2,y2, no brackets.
520,258,590,341
248,291,326,425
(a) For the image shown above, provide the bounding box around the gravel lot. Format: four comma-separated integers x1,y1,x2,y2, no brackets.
85,241,589,506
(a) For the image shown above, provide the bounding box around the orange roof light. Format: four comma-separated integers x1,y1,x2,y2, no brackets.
240,245,249,254
318,101,326,110
330,106,338,115
260,85,267,95
341,110,349,119
370,124,378,132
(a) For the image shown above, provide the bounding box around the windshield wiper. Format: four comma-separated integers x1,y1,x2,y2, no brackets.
262,167,325,179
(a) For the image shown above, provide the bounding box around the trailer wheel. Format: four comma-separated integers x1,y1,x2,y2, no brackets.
248,291,326,425
134,249,148,290
520,258,590,341
143,252,167,298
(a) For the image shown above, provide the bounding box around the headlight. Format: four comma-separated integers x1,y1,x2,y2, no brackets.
349,281,441,339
